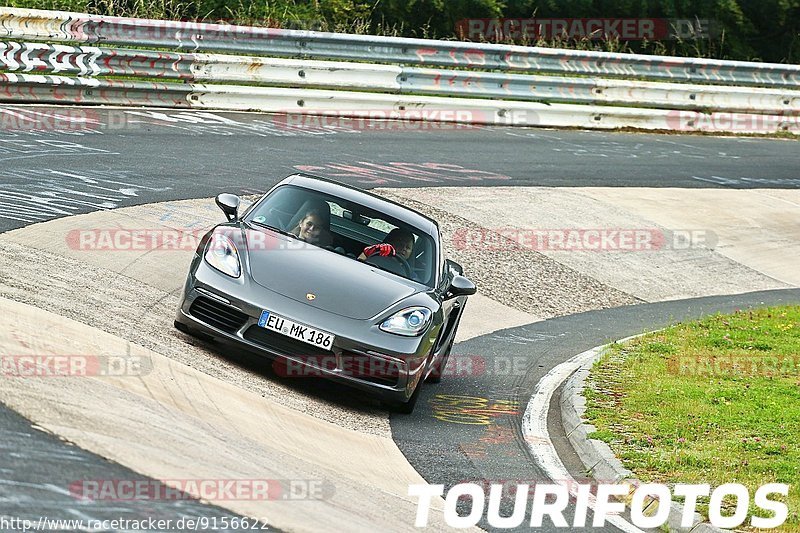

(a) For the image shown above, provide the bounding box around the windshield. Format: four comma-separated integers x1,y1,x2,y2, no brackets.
245,185,437,287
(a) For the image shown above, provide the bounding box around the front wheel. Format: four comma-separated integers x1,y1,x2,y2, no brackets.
383,377,423,414
426,338,453,384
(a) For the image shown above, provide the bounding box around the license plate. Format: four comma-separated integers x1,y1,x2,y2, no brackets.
258,310,335,350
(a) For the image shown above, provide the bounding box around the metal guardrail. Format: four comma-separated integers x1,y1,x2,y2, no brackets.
2,7,800,88
0,73,191,107
3,72,795,135
0,7,798,134
2,40,798,115
402,69,799,114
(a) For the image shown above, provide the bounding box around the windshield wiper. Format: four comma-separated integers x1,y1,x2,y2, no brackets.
247,220,297,239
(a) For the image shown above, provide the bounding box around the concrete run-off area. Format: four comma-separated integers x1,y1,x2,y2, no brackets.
382,187,798,301
1,185,797,531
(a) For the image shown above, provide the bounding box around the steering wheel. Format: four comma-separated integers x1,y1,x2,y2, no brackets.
394,255,413,278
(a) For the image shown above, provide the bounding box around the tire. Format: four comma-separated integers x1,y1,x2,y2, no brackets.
384,377,423,414
427,312,462,383
426,338,453,384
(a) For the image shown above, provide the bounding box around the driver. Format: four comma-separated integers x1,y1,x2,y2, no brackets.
359,228,415,274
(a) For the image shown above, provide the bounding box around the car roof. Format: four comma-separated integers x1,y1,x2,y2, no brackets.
283,174,439,237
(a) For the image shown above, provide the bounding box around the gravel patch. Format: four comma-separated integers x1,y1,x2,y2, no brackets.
374,190,641,317
0,189,638,439
0,239,392,437
378,187,790,302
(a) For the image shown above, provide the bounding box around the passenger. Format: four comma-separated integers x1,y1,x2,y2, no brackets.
291,207,332,247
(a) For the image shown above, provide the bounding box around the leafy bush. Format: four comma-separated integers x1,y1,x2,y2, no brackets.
6,0,798,62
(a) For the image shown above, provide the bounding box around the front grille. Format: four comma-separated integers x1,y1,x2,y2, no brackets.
243,326,400,386
188,296,249,333
243,325,331,357
340,350,401,387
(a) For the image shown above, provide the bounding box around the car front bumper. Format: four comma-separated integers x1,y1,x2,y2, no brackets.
174,261,434,403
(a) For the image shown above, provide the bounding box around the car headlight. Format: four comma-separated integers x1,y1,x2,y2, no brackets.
205,233,241,278
380,307,432,337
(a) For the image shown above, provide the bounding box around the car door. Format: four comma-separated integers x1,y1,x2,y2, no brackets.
432,259,464,358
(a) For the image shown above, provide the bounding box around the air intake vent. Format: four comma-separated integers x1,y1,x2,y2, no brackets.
244,326,330,357
188,296,248,333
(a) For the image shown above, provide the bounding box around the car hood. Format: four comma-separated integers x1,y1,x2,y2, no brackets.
246,233,419,320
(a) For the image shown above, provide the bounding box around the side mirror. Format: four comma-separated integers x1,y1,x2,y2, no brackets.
216,193,240,222
448,275,477,298
446,259,464,277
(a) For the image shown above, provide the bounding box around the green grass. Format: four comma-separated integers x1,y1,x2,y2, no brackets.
1,0,774,62
584,306,800,531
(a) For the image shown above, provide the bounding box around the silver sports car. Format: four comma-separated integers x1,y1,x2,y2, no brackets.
174,174,476,413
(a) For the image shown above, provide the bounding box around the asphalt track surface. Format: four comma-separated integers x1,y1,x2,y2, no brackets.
1,105,799,531
1,105,799,234
391,288,800,531
0,406,268,532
